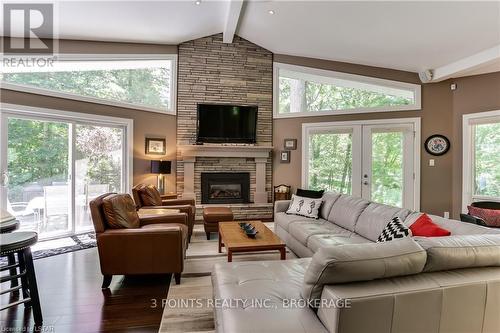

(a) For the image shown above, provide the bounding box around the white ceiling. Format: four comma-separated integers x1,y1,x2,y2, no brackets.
2,0,500,76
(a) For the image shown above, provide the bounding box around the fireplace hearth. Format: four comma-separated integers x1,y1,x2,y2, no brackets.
201,172,250,204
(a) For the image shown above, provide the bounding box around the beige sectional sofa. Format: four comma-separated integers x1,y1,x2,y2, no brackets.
212,192,500,333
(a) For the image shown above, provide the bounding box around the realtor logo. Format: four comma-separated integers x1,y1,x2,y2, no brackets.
3,3,54,54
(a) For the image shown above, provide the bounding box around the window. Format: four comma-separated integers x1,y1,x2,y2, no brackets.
463,111,500,210
1,55,177,114
274,63,421,118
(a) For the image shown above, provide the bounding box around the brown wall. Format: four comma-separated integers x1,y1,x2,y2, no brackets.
273,54,455,216
0,39,178,190
2,37,177,54
450,72,500,217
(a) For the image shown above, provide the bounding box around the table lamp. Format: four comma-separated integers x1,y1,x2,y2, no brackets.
151,160,171,195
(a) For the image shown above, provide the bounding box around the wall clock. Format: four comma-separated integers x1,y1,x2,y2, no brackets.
424,135,450,156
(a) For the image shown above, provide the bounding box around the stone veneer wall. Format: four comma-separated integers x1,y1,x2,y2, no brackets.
176,34,273,204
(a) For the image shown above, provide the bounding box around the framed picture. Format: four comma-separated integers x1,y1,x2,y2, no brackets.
145,138,166,155
424,134,450,156
280,150,290,163
284,138,297,150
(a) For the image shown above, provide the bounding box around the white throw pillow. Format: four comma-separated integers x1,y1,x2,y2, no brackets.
286,194,323,219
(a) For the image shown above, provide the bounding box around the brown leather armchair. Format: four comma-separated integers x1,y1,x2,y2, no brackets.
89,193,188,288
132,184,196,242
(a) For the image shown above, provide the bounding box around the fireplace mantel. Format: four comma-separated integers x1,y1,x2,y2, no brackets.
178,145,273,159
178,145,273,204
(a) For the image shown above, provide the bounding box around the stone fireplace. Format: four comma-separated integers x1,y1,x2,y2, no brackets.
201,172,250,204
176,33,273,220
178,145,272,204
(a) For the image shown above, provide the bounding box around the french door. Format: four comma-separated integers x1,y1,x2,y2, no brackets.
0,104,132,239
303,118,420,210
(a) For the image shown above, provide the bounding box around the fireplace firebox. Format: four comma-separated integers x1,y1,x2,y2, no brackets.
201,172,250,204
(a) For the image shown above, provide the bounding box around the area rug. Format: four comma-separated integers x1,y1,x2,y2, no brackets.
159,223,296,333
31,232,97,260
0,232,97,265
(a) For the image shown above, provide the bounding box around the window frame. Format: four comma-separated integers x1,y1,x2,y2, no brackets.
1,54,178,115
273,62,422,119
462,110,500,212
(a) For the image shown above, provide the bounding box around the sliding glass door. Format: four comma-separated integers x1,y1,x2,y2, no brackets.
0,106,130,239
3,117,72,238
74,124,125,232
303,119,419,210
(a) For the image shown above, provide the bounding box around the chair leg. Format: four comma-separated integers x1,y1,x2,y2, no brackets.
101,275,112,289
22,249,43,325
7,253,19,289
17,252,30,302
174,273,181,285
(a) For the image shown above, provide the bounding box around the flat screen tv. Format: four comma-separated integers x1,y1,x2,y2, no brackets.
196,104,258,144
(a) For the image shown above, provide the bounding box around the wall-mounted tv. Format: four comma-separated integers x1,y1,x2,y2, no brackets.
196,104,258,144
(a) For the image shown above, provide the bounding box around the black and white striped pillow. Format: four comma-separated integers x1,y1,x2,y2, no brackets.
377,217,411,242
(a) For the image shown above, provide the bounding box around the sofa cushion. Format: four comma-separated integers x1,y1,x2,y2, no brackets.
319,192,341,220
410,213,451,237
307,233,371,253
377,217,411,242
354,202,411,241
296,188,324,199
405,213,500,235
286,194,323,219
415,235,500,272
102,194,140,229
212,259,328,333
467,206,500,227
289,221,350,245
301,237,426,303
138,184,163,206
275,212,316,232
327,194,370,231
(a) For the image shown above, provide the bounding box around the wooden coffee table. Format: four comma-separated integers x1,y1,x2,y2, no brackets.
218,221,286,262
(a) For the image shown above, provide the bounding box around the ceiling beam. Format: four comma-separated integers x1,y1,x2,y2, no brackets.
430,44,500,82
223,0,244,43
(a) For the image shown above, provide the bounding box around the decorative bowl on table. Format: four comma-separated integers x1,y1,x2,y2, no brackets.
245,229,258,238
239,222,258,238
240,223,253,230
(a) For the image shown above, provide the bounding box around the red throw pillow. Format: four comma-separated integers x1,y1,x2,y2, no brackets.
410,213,451,237
468,206,500,227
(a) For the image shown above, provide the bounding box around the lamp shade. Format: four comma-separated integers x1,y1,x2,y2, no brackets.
151,160,172,174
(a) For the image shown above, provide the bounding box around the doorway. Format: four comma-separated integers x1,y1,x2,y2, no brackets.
302,118,420,210
0,104,133,239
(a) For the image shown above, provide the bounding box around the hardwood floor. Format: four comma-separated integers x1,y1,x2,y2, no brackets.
1,248,172,332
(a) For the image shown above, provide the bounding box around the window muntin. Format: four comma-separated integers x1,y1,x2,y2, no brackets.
1,57,176,113
275,63,420,117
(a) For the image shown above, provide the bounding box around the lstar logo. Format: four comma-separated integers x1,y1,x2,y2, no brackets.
3,3,54,54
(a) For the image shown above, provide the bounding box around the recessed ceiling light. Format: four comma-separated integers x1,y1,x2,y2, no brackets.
268,10,275,15
195,0,201,5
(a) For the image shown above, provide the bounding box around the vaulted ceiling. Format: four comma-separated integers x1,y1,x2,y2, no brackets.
2,1,499,80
